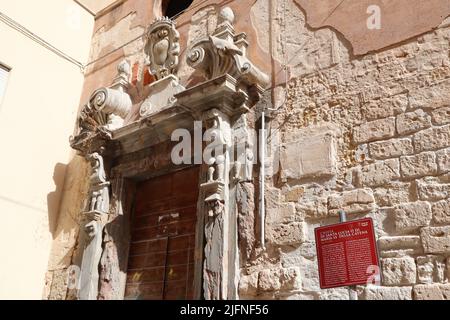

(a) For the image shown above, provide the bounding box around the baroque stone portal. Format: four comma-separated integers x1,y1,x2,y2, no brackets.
69,6,269,301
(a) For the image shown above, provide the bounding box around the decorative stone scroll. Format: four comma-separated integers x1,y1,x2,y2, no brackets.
187,7,270,90
78,152,110,300
140,17,185,118
70,60,132,153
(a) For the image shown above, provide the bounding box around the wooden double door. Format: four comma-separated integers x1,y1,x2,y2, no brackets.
125,166,200,300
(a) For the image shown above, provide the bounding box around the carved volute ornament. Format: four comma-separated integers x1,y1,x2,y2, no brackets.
187,7,270,92
71,60,132,154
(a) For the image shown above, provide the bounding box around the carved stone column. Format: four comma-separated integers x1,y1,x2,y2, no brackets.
201,109,232,299
78,153,110,300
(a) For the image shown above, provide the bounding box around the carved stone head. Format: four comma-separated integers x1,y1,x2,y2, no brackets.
88,152,107,184
145,17,180,80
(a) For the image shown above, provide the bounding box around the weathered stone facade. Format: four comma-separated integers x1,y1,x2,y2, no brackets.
46,0,450,300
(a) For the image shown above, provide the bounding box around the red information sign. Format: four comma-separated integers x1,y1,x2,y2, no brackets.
315,218,380,289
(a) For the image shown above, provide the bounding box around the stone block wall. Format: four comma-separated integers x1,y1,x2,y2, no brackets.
238,0,450,301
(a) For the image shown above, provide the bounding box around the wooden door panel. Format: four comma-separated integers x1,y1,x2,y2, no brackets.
125,166,200,300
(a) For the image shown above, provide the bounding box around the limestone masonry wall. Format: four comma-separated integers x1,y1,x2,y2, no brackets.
46,0,450,300
239,0,450,301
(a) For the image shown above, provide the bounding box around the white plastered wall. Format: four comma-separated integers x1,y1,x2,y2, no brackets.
0,0,95,299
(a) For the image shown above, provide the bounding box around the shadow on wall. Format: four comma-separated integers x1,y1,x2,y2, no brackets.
45,156,91,300
47,163,67,237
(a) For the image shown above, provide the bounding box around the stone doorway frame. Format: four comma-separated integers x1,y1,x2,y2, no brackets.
68,6,269,301
71,108,210,300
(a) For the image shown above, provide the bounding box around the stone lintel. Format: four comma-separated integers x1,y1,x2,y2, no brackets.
110,107,194,157
175,74,254,119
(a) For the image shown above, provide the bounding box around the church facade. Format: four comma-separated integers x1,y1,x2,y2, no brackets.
45,0,450,300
